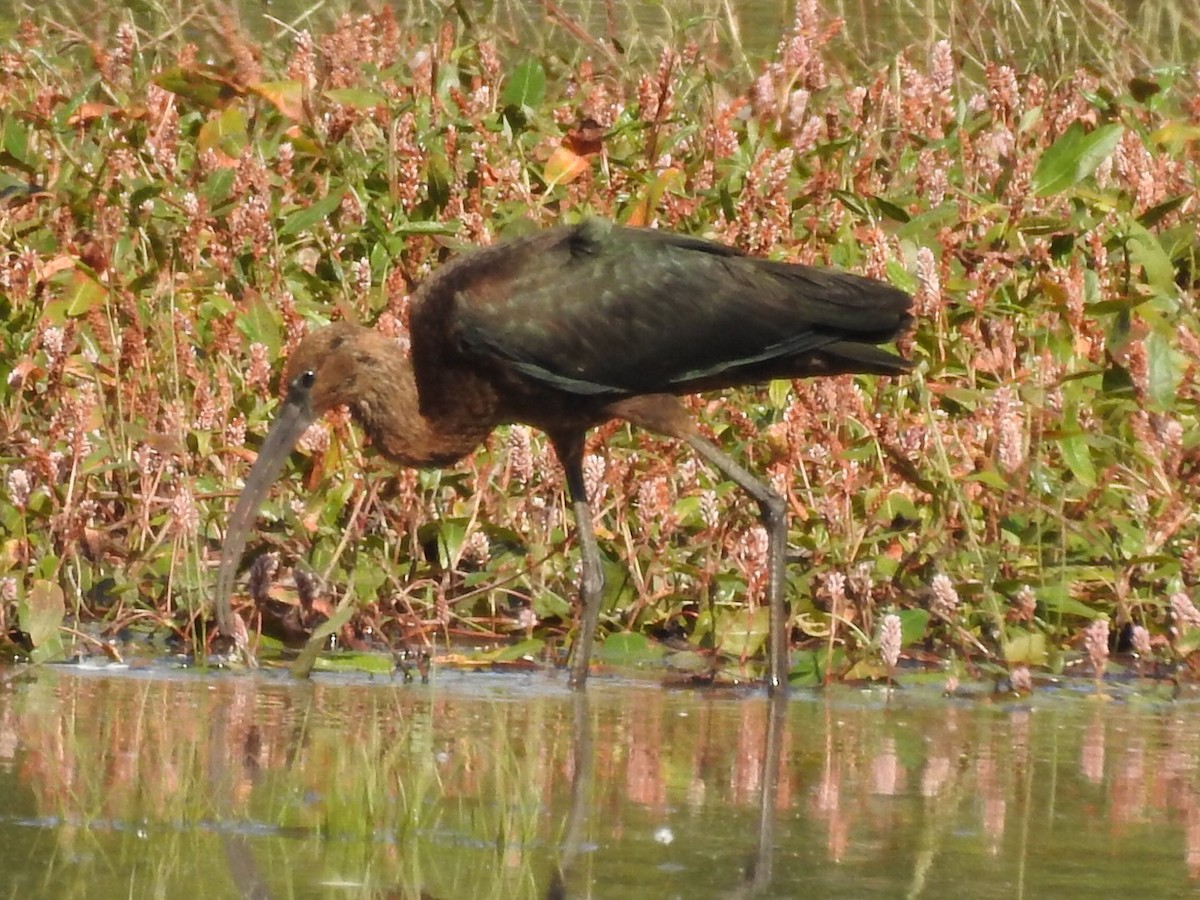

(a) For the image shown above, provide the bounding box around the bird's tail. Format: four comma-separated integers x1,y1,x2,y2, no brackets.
817,339,913,376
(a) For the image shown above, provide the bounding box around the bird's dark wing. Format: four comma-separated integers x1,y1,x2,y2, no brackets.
441,220,912,396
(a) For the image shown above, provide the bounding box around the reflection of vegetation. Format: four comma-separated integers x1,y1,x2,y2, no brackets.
1,1,1199,684
4,670,1200,895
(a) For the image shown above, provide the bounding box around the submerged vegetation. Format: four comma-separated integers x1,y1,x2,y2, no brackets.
1,0,1199,687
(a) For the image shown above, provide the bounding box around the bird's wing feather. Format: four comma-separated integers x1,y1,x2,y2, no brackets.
447,220,911,396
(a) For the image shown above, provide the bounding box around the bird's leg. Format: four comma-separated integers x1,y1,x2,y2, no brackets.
682,432,790,694
552,432,605,689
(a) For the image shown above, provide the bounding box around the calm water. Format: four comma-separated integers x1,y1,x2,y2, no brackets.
2,665,1199,898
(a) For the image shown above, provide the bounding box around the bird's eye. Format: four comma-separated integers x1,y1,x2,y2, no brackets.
298,370,316,389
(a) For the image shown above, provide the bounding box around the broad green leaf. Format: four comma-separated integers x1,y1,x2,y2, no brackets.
202,166,234,206
351,563,388,602
64,270,106,316
311,651,395,674
392,220,459,236
532,589,571,619
843,658,887,681
1126,221,1177,295
236,293,283,356
488,637,546,661
1033,122,1124,196
1138,194,1189,229
897,608,930,646
597,632,667,666
870,195,910,223
879,491,920,522
1058,425,1096,488
1039,586,1101,619
600,555,635,615
884,259,917,293
1148,122,1200,152
713,606,770,657
153,66,243,108
788,649,823,687
19,580,66,663
1175,628,1200,658
324,87,389,109
197,105,248,156
966,467,1012,491
1002,630,1048,666
278,190,345,238
2,116,31,169
1016,105,1044,135
767,378,790,409
1145,329,1184,412
502,59,546,109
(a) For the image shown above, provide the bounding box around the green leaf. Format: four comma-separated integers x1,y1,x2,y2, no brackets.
1,116,31,169
532,589,571,619
351,563,388,602
64,271,106,316
1057,423,1096,488
788,649,823,687
1002,630,1048,666
897,608,930,646
597,632,667,666
1033,122,1124,196
278,190,345,238
600,555,635,615
235,294,283,356
1126,221,1177,296
1138,194,1189,229
487,638,546,662
767,378,790,409
879,491,921,521
1145,329,1183,412
392,220,459,236
197,105,248,156
501,59,545,109
311,651,395,674
1148,122,1200,152
713,606,770,657
202,166,234,207
1039,584,1101,619
324,88,389,109
1175,627,1200,658
152,65,243,108
19,580,66,663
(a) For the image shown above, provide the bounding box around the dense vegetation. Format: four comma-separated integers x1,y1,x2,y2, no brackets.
1,1,1198,688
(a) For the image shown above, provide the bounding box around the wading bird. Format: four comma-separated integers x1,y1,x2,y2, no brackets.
215,219,912,692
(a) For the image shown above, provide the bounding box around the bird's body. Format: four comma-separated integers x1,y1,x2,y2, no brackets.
215,219,913,691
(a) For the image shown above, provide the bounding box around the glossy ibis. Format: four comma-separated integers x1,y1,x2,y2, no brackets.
214,219,912,691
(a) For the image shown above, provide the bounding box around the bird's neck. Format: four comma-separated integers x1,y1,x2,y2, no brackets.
348,349,489,469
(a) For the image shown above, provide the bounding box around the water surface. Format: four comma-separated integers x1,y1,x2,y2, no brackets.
1,665,1198,898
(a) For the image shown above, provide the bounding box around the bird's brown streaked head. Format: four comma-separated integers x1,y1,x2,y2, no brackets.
212,322,372,644
279,321,380,419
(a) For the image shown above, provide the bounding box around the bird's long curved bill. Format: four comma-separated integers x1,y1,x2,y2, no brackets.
213,397,314,637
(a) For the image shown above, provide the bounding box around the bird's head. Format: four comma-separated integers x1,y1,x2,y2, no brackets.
279,321,376,420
